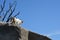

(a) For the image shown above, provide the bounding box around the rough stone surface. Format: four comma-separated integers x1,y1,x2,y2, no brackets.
0,22,29,40
0,22,21,40
20,27,28,40
28,31,51,40
0,22,51,40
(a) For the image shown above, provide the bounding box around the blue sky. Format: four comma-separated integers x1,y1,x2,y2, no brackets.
0,0,60,40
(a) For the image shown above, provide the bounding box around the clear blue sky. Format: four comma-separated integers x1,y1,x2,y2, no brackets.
0,0,60,40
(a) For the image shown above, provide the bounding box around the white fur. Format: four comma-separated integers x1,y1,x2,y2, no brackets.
14,18,23,25
10,17,23,25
